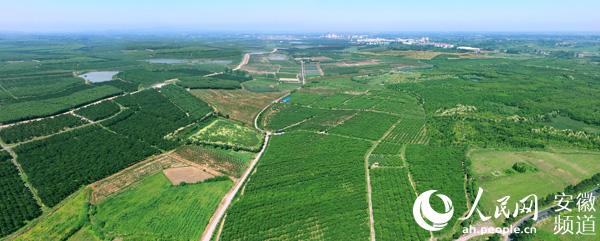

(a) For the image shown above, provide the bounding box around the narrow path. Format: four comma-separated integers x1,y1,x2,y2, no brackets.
200,132,271,241
0,137,47,211
0,83,18,100
401,144,434,240
0,78,172,129
203,72,223,77
6,108,126,148
296,104,403,118
364,118,403,241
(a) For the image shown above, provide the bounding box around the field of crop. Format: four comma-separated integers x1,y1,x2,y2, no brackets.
340,95,378,109
0,85,122,124
383,118,428,144
3,33,600,240
189,118,263,151
15,125,158,207
13,188,90,241
191,89,286,125
220,132,372,240
470,148,600,218
0,151,41,237
11,171,233,241
329,112,399,140
309,93,354,109
74,101,121,121
262,104,326,131
371,168,429,241
405,145,467,238
105,90,193,150
117,68,211,87
372,142,404,155
290,109,357,132
175,145,254,177
0,114,86,144
0,74,84,99
159,84,213,120
94,173,232,241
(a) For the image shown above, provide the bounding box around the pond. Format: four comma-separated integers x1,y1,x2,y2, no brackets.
79,71,119,83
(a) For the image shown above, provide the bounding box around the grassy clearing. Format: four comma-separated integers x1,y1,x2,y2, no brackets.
94,173,232,241
189,118,263,152
470,148,600,221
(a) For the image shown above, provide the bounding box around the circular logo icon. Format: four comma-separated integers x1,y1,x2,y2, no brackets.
413,190,454,231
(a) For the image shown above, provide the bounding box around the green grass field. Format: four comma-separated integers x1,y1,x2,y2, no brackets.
94,173,232,241
11,173,232,241
471,148,600,222
14,188,90,241
189,118,263,151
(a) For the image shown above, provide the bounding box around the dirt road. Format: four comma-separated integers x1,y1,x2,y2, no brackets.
233,53,250,71
200,91,288,241
199,133,271,241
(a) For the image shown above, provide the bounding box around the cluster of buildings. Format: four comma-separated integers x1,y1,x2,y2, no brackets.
321,34,482,53
353,36,458,49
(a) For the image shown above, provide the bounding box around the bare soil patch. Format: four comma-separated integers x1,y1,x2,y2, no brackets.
163,166,215,185
191,89,286,125
90,152,222,203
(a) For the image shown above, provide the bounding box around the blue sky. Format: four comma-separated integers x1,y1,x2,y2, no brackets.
1,0,599,32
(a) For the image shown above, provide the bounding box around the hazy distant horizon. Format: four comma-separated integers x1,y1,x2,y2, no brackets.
2,0,600,33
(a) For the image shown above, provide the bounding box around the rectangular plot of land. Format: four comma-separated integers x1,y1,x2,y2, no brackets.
163,166,215,185
369,154,403,167
384,119,428,144
371,168,430,241
329,111,399,140
220,132,372,241
372,142,404,155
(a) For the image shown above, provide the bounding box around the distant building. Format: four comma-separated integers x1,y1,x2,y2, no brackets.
457,46,481,53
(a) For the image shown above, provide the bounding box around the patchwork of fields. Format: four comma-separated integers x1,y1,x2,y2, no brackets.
2,35,600,241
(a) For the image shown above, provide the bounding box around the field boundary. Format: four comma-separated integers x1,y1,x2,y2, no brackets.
365,118,403,241
0,138,47,211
